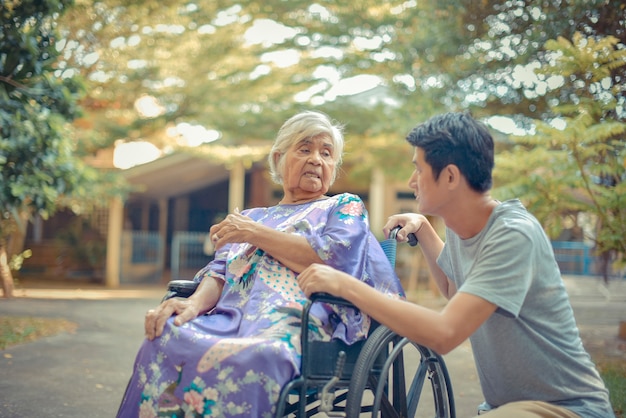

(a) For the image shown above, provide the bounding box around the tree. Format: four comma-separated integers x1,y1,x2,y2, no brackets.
0,0,124,297
56,0,327,148
54,0,450,184
48,1,625,276
494,33,626,280
55,1,626,169
419,0,626,121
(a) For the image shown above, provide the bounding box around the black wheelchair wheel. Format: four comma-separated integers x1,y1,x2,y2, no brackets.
345,326,455,418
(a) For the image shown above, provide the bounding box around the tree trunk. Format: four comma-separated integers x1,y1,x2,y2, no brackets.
599,250,611,285
0,242,15,298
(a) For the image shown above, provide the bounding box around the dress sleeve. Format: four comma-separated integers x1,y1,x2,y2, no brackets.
305,193,371,277
193,246,227,284
195,196,371,286
306,193,404,343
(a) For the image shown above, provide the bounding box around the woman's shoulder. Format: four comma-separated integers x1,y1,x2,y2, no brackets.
330,192,364,204
331,193,368,220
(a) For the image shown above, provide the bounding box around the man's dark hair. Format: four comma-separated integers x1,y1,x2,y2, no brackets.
406,111,494,192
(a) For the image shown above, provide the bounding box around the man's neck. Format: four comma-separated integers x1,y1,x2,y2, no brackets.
443,193,499,240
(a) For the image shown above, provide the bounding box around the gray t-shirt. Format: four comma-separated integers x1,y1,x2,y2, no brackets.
438,199,614,418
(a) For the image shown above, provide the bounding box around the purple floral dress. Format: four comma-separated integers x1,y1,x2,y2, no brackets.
117,193,404,418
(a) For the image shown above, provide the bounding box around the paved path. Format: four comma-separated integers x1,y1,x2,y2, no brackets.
0,293,162,417
0,277,624,417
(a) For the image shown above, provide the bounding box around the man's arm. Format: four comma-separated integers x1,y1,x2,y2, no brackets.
298,264,496,354
384,213,456,299
412,221,456,299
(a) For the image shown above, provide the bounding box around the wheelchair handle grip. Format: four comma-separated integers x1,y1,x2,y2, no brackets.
390,226,418,247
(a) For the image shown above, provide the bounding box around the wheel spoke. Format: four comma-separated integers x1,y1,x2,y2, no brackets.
344,327,455,418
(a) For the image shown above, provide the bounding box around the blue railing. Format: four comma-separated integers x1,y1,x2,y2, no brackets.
117,235,604,282
120,231,164,284
171,231,214,280
551,241,595,276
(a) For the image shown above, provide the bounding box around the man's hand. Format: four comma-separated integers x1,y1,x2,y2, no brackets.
298,263,350,298
383,213,428,242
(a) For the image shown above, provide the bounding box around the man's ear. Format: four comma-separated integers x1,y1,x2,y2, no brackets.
445,164,462,190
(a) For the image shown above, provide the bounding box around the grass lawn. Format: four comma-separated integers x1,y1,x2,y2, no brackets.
0,316,77,350
596,358,626,418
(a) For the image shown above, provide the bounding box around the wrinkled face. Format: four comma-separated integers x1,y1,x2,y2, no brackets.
408,147,444,215
281,134,336,200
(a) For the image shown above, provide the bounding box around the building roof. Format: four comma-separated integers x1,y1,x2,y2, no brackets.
122,152,230,201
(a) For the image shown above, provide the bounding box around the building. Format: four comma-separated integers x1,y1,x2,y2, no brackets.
19,145,424,288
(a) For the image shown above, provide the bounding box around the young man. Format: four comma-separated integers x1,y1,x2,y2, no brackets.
298,112,614,417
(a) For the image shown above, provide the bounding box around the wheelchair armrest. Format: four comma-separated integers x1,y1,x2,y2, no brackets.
304,293,374,333
303,293,359,338
163,279,199,301
308,292,354,307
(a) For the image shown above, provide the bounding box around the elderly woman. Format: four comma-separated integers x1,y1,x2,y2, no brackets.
116,111,404,417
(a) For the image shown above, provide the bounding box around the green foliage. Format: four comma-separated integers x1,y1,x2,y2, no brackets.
10,0,622,267
55,217,106,270
0,0,128,245
1,0,75,238
57,0,314,148
0,316,77,350
494,33,626,262
597,358,626,418
8,249,32,272
54,1,450,175
435,0,626,119
51,1,626,186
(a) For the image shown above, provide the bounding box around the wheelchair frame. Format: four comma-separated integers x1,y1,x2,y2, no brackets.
164,229,455,417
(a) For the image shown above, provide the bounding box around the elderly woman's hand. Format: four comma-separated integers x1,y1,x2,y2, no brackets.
209,208,258,250
144,297,202,340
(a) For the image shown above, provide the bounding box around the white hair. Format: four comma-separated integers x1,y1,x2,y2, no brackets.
268,111,344,185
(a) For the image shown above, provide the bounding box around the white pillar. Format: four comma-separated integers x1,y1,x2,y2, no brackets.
158,198,168,271
369,167,385,238
105,196,123,288
229,159,245,212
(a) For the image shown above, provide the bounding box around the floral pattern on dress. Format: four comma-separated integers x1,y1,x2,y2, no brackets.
336,194,366,222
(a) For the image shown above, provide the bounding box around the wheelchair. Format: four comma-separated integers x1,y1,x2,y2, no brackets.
164,228,455,417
